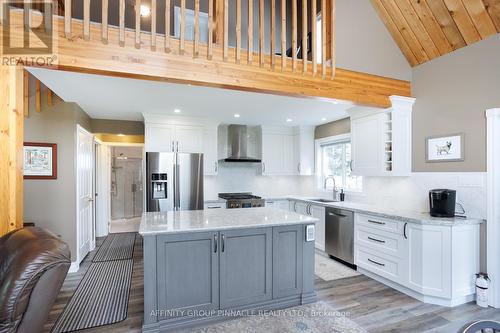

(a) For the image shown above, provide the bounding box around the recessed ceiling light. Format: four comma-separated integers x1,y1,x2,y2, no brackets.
321,117,327,121
117,133,126,137
174,109,181,113
140,5,151,17
286,118,293,122
234,114,240,118
332,100,339,104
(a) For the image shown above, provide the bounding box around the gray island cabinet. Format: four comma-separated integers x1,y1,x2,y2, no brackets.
139,207,318,332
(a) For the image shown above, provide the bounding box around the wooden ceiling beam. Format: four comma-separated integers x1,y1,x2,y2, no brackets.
442,0,482,44
371,0,418,66
409,0,454,55
394,0,441,58
462,0,498,38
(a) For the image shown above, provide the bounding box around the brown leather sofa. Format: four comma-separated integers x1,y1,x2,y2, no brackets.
0,227,71,333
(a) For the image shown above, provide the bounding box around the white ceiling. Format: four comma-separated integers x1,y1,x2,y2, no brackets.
27,67,353,126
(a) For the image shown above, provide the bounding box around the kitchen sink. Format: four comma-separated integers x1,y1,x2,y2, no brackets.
308,198,338,203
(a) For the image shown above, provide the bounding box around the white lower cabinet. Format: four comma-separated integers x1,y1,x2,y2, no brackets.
289,200,325,251
354,213,480,307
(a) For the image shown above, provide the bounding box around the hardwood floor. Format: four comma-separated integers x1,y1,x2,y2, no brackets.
43,235,497,333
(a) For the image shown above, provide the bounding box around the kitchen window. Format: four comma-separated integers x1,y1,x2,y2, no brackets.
316,135,363,192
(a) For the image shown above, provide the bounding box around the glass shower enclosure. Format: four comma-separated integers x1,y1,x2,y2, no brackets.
110,147,143,221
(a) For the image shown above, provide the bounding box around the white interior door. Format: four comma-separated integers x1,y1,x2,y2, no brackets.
77,125,95,263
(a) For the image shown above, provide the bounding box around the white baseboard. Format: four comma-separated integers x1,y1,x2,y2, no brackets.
68,261,80,273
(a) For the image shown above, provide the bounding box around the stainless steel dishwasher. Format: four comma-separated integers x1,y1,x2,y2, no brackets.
325,208,354,265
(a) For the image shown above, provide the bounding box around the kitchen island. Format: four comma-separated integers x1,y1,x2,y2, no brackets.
139,207,318,332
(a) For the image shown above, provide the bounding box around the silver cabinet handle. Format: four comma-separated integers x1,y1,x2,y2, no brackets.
403,223,408,239
207,206,221,209
171,141,174,152
368,236,386,244
368,219,386,225
293,201,297,212
297,163,301,173
262,162,266,173
176,141,179,152
221,234,226,253
368,258,385,267
214,161,218,173
214,234,218,253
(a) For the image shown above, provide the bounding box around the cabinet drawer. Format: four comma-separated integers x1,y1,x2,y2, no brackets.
356,226,406,258
356,246,405,283
356,213,403,234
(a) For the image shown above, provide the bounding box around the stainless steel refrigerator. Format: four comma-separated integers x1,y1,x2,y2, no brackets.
146,152,204,212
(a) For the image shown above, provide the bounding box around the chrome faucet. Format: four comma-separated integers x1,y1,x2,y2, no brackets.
324,175,338,201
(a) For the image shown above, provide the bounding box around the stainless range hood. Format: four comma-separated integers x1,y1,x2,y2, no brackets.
224,125,262,163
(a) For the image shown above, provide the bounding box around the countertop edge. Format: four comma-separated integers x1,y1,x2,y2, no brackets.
285,196,485,226
139,218,317,236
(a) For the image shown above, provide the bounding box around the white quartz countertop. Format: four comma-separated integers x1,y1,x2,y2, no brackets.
139,207,317,235
287,196,485,226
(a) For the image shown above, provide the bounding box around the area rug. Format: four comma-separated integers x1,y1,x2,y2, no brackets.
315,253,361,281
92,232,136,262
175,302,367,333
51,259,133,333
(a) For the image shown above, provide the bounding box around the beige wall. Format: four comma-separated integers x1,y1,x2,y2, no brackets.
314,117,350,139
91,119,144,135
412,34,500,172
24,96,91,261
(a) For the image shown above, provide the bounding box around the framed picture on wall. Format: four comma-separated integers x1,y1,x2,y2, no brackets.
23,142,57,179
425,134,464,162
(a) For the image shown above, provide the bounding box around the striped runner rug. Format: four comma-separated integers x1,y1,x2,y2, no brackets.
51,259,133,333
92,233,136,262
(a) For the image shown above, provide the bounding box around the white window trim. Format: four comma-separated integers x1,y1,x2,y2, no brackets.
315,133,364,195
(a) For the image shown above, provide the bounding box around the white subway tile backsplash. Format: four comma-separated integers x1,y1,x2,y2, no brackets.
205,164,486,219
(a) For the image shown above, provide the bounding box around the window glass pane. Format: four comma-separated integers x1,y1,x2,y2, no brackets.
319,141,362,192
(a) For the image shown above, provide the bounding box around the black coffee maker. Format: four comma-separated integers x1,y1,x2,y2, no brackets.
429,189,456,217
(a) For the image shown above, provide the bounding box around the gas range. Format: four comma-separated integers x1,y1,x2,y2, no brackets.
218,192,265,209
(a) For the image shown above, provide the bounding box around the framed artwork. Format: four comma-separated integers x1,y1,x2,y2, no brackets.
23,142,57,179
425,133,464,163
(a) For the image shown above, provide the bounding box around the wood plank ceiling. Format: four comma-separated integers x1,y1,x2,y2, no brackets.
371,0,500,66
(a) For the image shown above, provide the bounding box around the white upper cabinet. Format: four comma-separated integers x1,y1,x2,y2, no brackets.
144,115,218,176
203,126,218,176
261,126,314,176
350,96,415,177
174,125,204,153
145,123,175,152
295,126,315,176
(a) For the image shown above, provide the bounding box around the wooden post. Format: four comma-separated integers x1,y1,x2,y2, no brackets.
0,66,24,236
213,0,224,44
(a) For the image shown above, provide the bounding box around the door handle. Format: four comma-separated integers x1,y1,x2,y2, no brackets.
368,258,385,267
214,234,218,253
368,236,386,244
368,219,386,225
221,234,225,253
86,196,94,202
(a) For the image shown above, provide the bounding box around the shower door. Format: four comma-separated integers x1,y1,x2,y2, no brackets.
111,158,143,220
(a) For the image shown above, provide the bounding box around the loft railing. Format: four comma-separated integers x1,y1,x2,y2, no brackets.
22,0,336,80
